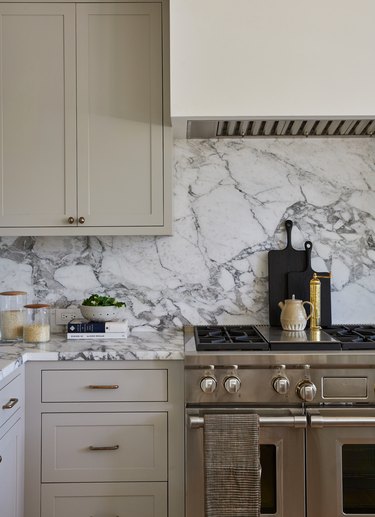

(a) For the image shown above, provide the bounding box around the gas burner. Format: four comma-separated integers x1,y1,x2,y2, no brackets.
322,325,375,350
194,325,269,351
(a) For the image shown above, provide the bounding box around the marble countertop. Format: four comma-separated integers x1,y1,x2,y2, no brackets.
0,328,184,382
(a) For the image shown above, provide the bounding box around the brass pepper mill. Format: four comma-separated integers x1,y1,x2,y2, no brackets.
309,272,332,330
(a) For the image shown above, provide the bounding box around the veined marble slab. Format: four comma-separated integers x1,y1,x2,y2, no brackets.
0,138,374,326
0,329,184,382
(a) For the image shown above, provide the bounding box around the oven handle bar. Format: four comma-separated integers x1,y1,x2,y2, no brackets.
310,415,375,428
188,415,307,429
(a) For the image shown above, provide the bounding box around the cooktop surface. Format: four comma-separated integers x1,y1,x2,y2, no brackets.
194,325,268,351
192,325,375,352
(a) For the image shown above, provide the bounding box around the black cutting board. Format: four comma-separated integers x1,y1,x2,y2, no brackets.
268,220,307,326
287,241,332,327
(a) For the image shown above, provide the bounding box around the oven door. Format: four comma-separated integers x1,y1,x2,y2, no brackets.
186,407,306,517
307,407,375,517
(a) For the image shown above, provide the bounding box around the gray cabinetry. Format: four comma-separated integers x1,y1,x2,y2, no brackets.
0,371,24,517
0,1,171,236
25,361,184,517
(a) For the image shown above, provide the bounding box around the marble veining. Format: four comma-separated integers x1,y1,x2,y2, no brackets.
0,329,184,381
0,138,374,327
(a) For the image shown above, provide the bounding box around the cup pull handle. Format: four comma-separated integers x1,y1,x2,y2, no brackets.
2,398,18,410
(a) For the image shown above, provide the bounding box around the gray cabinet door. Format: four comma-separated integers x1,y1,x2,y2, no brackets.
0,4,76,228
0,418,24,517
76,3,164,228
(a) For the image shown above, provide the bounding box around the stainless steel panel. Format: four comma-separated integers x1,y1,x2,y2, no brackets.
322,377,367,399
307,408,375,517
186,407,305,517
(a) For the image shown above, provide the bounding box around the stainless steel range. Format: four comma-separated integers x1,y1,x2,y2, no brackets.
185,324,375,517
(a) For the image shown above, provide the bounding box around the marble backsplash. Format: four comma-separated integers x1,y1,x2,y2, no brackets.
0,138,374,328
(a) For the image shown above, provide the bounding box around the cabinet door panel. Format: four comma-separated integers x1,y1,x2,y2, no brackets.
41,482,167,517
77,3,164,227
42,412,167,482
0,4,76,228
0,418,24,517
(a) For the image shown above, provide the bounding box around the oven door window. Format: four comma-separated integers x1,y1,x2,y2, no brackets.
261,444,277,514
342,445,375,514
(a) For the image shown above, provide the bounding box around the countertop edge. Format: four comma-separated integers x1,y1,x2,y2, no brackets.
0,330,184,383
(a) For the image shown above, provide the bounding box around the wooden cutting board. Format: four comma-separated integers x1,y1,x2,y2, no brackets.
268,220,307,326
287,241,332,327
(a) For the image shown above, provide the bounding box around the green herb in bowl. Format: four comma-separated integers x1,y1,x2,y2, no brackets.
82,294,125,308
80,294,126,321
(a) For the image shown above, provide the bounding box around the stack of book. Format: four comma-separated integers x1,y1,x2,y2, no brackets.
67,319,129,340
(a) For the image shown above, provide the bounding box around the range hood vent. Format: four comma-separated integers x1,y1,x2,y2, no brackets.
187,119,375,139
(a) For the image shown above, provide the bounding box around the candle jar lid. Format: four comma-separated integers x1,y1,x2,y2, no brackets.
0,291,27,296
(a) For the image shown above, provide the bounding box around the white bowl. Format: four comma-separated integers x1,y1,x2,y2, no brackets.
80,305,125,322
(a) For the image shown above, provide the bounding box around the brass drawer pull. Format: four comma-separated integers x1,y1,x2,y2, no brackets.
88,445,119,451
88,384,119,390
2,398,19,410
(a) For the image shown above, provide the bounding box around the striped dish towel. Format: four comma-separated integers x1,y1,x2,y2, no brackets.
204,413,261,517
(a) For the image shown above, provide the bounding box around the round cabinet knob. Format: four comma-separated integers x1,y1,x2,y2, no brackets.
273,376,290,395
200,376,217,394
224,376,241,394
67,217,75,224
297,380,317,402
78,217,85,224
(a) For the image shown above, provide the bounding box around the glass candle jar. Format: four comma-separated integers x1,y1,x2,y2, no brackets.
23,304,51,344
0,291,27,342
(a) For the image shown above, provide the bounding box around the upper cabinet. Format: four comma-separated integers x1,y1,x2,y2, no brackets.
170,0,375,137
0,1,171,236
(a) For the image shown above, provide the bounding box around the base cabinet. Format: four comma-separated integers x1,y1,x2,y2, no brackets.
25,362,184,517
0,418,24,517
0,370,24,517
41,483,167,517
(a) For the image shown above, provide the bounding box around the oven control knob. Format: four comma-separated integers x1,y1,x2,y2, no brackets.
200,376,217,394
224,376,241,394
273,376,290,395
297,380,317,402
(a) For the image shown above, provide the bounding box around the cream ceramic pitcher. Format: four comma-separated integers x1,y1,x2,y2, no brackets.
278,295,314,331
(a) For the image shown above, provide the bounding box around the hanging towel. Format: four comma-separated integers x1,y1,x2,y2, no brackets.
204,413,261,517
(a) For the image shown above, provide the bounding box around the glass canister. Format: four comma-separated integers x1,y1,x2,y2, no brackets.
0,291,27,342
23,304,51,343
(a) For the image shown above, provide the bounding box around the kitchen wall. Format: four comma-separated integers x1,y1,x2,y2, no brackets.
0,138,374,328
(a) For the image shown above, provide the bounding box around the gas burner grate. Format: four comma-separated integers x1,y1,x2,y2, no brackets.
194,325,269,351
323,325,375,350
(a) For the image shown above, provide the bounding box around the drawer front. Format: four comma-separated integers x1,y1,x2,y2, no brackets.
41,482,167,517
0,374,22,429
42,412,167,482
41,369,168,402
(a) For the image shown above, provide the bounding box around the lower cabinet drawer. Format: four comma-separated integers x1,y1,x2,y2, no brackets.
41,369,168,402
41,482,167,517
0,374,22,429
42,412,167,482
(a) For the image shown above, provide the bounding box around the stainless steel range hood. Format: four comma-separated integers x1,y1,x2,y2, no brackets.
170,0,375,139
187,119,375,139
